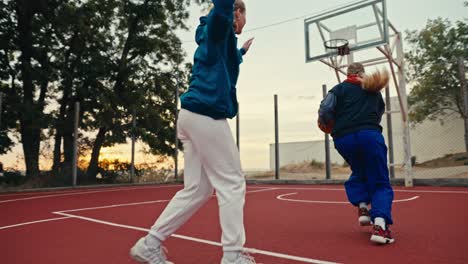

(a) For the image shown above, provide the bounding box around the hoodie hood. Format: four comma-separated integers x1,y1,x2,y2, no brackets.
195,16,208,45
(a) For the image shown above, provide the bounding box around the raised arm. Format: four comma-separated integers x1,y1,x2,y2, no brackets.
207,0,235,42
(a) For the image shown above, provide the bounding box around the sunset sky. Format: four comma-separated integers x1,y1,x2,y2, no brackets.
1,0,466,171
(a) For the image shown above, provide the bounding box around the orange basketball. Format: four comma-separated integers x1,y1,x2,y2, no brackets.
317,120,334,134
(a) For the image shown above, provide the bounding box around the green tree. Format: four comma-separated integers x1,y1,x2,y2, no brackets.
47,0,195,182
83,0,192,181
0,0,62,176
0,0,204,180
48,0,120,181
406,18,468,150
0,0,18,154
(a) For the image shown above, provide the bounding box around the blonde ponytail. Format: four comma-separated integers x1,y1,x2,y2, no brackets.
361,69,390,92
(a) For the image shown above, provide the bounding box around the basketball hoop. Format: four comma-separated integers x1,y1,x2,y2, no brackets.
324,39,350,56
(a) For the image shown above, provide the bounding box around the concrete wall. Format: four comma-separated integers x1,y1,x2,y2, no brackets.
270,97,465,169
269,140,345,169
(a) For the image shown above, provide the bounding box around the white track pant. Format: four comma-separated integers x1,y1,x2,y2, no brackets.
149,109,246,252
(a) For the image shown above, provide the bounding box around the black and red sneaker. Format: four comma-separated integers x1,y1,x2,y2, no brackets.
370,225,395,244
358,207,371,226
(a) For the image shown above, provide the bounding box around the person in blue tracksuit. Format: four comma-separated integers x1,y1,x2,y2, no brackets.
130,0,257,263
318,63,395,244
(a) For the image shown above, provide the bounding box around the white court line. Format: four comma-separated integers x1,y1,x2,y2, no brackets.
277,193,420,204
0,216,72,230
59,199,171,213
53,211,341,264
2,185,467,202
0,185,273,198
245,187,279,194
0,186,168,197
0,185,181,204
0,188,277,231
58,188,278,213
392,189,468,194
245,186,276,189
0,185,276,204
0,190,85,197
252,186,468,194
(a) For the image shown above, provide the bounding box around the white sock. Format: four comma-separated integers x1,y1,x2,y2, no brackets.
359,202,368,209
374,217,386,230
145,234,161,248
223,251,240,261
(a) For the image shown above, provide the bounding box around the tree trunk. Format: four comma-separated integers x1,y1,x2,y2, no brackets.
52,32,81,177
85,0,148,181
86,127,107,180
17,0,40,178
61,102,76,183
21,123,40,177
52,131,62,176
52,84,72,176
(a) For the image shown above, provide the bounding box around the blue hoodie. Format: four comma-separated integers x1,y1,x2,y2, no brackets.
180,0,246,120
318,81,385,138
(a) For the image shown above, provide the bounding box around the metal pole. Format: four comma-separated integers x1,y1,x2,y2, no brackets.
174,87,179,180
72,102,79,187
322,85,331,180
334,69,342,83
236,104,240,150
173,51,183,181
274,94,279,180
131,108,136,182
396,33,413,187
385,85,396,179
458,57,468,152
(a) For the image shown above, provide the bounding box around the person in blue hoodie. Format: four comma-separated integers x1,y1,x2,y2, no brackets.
318,63,395,245
130,1,256,263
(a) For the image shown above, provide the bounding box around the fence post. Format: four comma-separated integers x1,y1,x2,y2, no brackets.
384,85,396,178
72,102,80,187
458,57,468,152
131,108,136,182
174,86,179,180
274,94,279,180
322,85,331,180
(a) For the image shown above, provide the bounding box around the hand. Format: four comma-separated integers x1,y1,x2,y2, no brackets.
242,37,254,53
317,119,334,134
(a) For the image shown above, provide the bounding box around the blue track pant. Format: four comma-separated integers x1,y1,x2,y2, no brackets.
334,130,394,225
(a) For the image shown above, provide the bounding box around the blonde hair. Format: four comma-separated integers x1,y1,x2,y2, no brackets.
347,63,389,92
361,69,390,92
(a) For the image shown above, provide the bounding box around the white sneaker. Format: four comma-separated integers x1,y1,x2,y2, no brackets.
221,253,256,264
130,237,174,264
358,207,372,226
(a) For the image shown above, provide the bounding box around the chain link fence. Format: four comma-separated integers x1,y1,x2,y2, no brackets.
244,69,468,185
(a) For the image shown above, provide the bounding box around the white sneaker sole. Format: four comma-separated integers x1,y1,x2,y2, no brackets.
129,238,174,264
130,251,175,264
359,216,372,226
370,234,395,244
130,248,147,263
